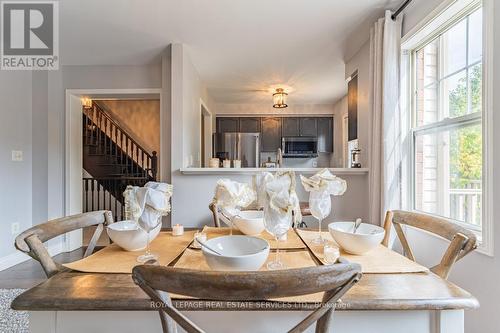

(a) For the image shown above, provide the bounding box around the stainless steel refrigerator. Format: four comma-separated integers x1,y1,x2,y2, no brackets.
213,133,260,167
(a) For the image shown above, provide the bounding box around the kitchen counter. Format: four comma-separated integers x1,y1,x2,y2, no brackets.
180,167,369,175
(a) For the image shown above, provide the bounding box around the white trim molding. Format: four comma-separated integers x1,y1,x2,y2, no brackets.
0,240,64,272
401,0,493,256
480,0,494,256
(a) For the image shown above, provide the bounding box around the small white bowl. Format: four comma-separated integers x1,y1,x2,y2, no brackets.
232,210,265,236
106,221,161,251
202,235,270,271
328,222,385,255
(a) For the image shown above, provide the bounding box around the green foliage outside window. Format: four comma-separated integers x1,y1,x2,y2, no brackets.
449,65,482,189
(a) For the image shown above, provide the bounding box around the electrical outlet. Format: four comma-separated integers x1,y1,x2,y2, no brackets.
312,160,318,167
11,222,20,235
11,150,23,161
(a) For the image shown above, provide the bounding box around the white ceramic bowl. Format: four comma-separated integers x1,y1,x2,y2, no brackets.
106,221,161,251
328,222,385,255
202,235,270,271
232,210,265,236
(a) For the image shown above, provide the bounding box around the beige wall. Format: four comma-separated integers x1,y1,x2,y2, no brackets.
98,100,160,155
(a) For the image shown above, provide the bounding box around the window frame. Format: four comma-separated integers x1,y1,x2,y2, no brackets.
402,0,493,255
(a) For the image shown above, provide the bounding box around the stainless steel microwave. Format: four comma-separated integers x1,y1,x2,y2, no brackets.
281,136,318,158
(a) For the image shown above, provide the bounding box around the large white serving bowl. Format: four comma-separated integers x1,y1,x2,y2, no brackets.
202,235,270,271
232,210,265,236
106,221,161,252
328,222,385,255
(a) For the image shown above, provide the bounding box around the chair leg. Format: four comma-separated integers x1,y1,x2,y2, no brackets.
287,273,362,333
135,280,205,333
158,291,178,333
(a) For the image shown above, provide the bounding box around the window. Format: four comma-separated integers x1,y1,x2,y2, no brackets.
410,6,484,236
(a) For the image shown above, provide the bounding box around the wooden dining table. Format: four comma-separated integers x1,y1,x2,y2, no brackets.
12,228,478,333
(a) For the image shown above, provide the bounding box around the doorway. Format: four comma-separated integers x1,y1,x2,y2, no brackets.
65,89,163,251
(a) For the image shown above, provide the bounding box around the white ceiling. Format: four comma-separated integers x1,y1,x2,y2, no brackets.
60,0,400,104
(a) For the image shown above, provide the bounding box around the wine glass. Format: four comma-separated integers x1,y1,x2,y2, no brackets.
309,190,332,244
137,215,162,264
220,207,239,235
264,207,292,270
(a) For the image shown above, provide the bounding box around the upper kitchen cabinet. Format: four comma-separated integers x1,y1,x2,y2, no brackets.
317,117,333,153
299,117,317,137
261,117,282,152
216,117,239,133
282,117,300,136
239,117,261,133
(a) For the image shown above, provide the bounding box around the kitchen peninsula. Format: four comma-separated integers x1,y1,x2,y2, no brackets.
180,167,369,175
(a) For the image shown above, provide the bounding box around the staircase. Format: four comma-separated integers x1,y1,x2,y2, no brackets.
82,101,158,220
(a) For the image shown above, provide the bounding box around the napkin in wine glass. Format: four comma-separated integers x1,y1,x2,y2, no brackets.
256,171,302,225
300,168,347,195
123,182,173,229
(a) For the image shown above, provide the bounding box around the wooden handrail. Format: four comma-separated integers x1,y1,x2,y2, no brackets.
83,101,158,180
90,101,153,159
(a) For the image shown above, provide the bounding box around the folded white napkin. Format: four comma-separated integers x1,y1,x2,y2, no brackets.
213,179,256,211
256,171,302,225
300,168,347,195
123,182,173,229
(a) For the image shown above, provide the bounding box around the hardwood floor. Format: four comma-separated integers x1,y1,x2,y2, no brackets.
0,248,86,289
0,226,109,290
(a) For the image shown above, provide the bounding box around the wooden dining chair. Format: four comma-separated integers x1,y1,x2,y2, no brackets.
209,202,311,228
208,202,223,227
133,259,362,333
383,210,477,279
15,210,114,278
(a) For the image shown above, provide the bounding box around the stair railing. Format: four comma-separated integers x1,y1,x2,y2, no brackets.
83,102,157,180
83,177,150,221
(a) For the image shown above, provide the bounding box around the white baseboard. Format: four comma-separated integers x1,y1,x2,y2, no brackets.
0,241,65,272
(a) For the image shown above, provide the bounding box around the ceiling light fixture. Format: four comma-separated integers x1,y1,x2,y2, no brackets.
272,88,288,109
81,97,93,109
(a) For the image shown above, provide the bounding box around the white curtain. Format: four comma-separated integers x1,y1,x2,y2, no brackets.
368,11,403,226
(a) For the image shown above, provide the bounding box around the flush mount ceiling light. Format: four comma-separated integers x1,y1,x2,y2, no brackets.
272,88,288,109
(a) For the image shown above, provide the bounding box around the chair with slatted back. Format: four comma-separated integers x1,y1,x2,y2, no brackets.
209,202,312,228
382,210,477,279
15,210,114,278
208,202,225,228
133,259,362,333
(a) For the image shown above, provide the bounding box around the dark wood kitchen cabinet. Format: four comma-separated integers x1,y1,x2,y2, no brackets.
216,117,239,133
260,117,282,152
317,117,333,153
239,117,261,132
215,116,334,154
299,117,318,136
282,117,300,136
